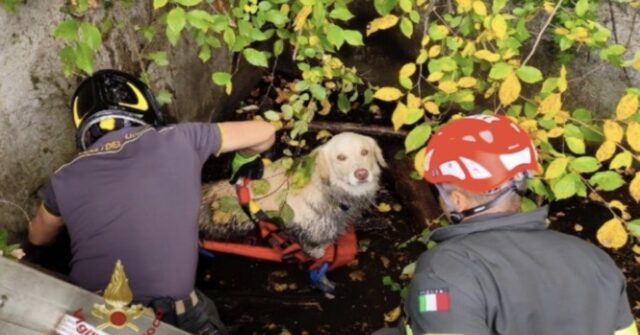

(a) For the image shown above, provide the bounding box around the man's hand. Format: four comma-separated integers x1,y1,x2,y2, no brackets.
229,152,264,184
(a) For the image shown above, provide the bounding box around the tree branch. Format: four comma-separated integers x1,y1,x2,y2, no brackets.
307,121,408,138
522,0,564,66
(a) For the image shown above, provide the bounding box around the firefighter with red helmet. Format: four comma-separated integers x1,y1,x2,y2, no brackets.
28,69,276,335
375,115,637,335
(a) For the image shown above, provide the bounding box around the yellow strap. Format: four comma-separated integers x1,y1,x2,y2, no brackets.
615,322,639,335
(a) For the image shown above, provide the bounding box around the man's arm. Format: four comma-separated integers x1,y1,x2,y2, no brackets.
217,121,276,155
28,203,64,246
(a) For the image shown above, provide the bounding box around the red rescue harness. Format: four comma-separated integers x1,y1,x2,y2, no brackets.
199,178,357,271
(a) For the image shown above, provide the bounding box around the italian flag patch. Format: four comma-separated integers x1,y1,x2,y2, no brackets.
418,289,450,313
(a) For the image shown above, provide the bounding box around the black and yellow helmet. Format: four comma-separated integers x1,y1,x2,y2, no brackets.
72,69,164,150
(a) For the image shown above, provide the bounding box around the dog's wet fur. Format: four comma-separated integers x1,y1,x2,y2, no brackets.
199,132,386,258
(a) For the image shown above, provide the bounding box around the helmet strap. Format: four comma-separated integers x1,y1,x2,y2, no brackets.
437,183,517,224
77,110,149,150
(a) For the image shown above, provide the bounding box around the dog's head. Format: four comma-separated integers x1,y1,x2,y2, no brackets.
314,132,387,197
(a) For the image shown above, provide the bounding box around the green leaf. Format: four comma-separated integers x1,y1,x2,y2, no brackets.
575,0,589,17
310,84,327,100
223,28,236,47
569,156,600,173
327,24,345,49
545,157,569,179
488,62,512,80
405,108,423,125
279,203,295,225
399,0,412,12
0,229,7,248
242,48,269,67
552,173,579,200
329,7,354,21
344,30,364,46
565,137,586,154
211,71,232,85
338,93,351,113
146,51,169,66
273,39,284,56
572,108,592,122
400,17,413,38
374,0,398,15
174,0,202,6
515,65,543,83
263,111,281,122
167,7,187,33
265,9,288,26
198,45,211,62
628,219,640,237
156,90,173,106
589,171,625,191
520,197,537,212
187,10,213,30
153,0,168,9
53,20,79,40
60,47,76,77
428,23,447,40
75,43,94,75
405,123,432,152
493,0,507,13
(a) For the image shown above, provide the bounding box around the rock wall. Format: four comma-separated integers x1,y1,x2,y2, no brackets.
0,2,260,232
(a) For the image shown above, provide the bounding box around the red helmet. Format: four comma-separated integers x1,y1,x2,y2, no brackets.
422,114,540,193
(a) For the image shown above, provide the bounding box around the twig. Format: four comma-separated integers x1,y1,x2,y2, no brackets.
260,56,280,109
416,2,433,98
625,10,638,49
608,0,632,85
305,121,408,137
522,0,564,66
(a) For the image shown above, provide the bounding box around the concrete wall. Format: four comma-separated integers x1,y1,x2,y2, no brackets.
0,2,259,232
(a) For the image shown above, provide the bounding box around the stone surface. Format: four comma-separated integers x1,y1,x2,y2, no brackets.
0,2,261,232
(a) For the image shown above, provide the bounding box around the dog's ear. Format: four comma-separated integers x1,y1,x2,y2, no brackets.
314,147,332,183
369,138,387,168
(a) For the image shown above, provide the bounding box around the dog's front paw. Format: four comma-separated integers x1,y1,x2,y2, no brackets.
305,246,326,259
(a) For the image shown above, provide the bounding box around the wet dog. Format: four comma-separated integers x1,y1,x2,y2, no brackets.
199,132,386,258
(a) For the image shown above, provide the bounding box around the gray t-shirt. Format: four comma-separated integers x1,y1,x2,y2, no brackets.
43,123,221,303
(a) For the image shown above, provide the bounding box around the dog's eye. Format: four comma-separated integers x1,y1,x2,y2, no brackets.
361,149,369,156
337,154,347,161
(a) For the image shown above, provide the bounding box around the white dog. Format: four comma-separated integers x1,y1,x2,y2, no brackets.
199,132,387,258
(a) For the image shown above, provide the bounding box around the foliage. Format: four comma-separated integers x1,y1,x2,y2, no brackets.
40,0,640,250
0,228,24,260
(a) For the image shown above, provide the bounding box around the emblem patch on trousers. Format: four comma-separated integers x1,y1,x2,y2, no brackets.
418,289,450,313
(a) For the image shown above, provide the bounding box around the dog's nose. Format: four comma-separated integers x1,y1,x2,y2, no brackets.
354,168,369,181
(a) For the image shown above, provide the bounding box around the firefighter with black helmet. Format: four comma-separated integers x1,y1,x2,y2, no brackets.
375,115,637,335
29,69,276,335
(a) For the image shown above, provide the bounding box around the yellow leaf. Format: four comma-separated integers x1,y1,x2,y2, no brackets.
547,127,564,138
538,93,562,115
421,35,430,47
457,76,477,88
536,130,548,142
627,122,640,152
543,1,555,13
604,119,624,143
293,5,312,31
554,111,570,124
519,119,538,135
428,45,442,58
407,93,421,109
384,306,402,323
367,14,400,36
474,49,501,62
472,0,487,16
499,73,520,106
545,157,569,180
414,147,427,175
491,14,508,40
558,65,568,93
426,72,444,82
616,94,639,120
392,103,408,130
316,129,332,140
609,200,628,216
455,0,472,12
319,99,331,115
424,101,440,115
377,202,392,213
596,140,617,161
461,41,476,57
399,63,417,78
610,151,632,170
438,80,458,94
634,57,640,70
596,218,628,249
630,172,640,202
374,87,404,102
